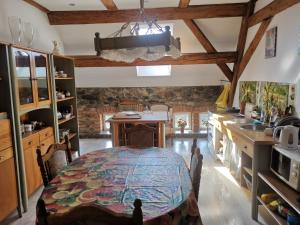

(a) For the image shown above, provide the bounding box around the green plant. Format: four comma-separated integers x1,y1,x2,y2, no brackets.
240,83,252,103
177,119,187,128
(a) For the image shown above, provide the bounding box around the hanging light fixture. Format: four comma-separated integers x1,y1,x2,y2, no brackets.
94,0,181,63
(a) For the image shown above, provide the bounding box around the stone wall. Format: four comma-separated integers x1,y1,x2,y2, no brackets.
77,86,222,138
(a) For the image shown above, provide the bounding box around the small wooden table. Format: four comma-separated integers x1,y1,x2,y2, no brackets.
108,111,169,148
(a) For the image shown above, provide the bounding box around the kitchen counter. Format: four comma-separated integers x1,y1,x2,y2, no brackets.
209,112,276,145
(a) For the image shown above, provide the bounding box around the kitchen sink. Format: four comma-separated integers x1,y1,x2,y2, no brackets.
240,124,267,132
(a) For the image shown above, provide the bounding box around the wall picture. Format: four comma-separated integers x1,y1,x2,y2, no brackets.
265,26,277,58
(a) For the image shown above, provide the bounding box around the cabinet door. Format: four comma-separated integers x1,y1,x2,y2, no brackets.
14,49,35,110
0,157,18,222
24,146,42,196
33,53,51,106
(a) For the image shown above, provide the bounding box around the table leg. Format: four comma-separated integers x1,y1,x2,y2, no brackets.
112,123,120,147
158,122,166,148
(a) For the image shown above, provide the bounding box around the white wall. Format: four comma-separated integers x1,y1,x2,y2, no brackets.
0,0,63,52
233,3,300,112
75,65,227,87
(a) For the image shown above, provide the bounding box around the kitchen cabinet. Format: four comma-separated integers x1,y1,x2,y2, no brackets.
13,48,51,111
22,127,54,196
0,119,18,221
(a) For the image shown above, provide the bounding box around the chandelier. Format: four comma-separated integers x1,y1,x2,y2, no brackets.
94,0,181,63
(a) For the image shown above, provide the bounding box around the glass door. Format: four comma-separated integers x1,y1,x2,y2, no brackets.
14,49,35,109
33,53,50,105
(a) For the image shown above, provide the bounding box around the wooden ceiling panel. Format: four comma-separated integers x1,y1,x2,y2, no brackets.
73,52,238,67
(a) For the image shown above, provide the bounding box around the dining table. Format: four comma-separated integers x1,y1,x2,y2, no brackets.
37,147,201,225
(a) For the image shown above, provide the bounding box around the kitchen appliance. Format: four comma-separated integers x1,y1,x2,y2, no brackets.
273,125,299,150
270,145,300,192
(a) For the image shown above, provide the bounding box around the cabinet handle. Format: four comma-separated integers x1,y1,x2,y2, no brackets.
41,143,45,146
28,141,32,145
244,145,247,149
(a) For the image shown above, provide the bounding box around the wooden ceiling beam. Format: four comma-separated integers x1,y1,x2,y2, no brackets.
23,0,50,13
248,0,300,27
237,18,272,79
184,19,233,81
48,3,248,25
72,52,238,67
228,0,256,107
100,0,118,11
178,0,190,8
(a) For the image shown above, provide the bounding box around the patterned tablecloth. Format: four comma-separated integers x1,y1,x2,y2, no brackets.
40,147,200,224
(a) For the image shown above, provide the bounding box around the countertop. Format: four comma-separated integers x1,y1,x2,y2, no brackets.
209,112,276,145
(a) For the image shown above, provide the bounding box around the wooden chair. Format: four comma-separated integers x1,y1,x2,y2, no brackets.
190,146,203,201
36,135,72,187
118,99,142,112
125,124,155,148
36,198,143,225
190,138,198,168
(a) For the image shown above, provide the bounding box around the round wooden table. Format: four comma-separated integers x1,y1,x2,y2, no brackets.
39,147,199,224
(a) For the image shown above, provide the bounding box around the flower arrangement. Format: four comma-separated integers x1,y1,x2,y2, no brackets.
177,119,187,129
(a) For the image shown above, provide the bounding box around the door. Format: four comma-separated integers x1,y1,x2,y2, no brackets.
33,53,51,106
14,49,35,110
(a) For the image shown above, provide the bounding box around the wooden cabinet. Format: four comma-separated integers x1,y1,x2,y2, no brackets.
22,127,54,196
13,48,51,110
0,119,18,222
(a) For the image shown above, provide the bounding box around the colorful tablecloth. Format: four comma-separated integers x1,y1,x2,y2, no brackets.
40,147,199,224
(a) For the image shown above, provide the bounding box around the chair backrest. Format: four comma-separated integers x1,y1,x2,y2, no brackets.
125,124,155,148
190,138,198,168
118,99,142,112
36,198,143,225
36,135,72,187
190,147,203,201
150,104,169,112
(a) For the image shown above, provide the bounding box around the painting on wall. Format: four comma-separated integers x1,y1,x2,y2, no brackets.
239,81,257,104
265,27,277,58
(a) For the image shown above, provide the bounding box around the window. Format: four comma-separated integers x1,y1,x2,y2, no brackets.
134,24,173,77
103,113,114,131
174,113,191,130
199,112,209,134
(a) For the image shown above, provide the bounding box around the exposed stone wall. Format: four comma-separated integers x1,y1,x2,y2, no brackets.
77,86,222,138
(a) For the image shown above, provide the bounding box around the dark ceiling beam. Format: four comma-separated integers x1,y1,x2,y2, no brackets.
228,0,256,107
48,3,248,25
178,0,190,8
23,0,50,13
248,0,300,27
184,19,233,81
72,52,238,67
100,0,118,11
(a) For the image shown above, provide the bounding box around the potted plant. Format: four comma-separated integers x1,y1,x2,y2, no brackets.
177,119,187,134
240,83,252,114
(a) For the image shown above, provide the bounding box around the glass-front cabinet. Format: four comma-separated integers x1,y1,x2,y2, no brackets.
33,52,51,105
13,48,51,110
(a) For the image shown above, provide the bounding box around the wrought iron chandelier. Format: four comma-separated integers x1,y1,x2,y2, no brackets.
94,0,181,63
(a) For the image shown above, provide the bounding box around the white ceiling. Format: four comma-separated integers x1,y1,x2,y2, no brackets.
35,0,107,11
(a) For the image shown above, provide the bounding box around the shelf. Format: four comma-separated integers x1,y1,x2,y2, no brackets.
216,153,225,163
258,171,300,214
60,133,77,144
56,97,75,102
257,196,286,225
58,116,76,125
55,77,74,80
243,166,253,176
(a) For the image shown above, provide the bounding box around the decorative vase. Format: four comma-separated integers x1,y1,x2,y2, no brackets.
240,101,246,115
8,16,22,44
180,127,184,134
52,40,61,55
22,22,35,47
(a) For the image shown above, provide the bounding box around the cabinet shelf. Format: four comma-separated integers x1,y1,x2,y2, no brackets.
56,97,75,102
257,196,286,225
59,133,77,144
258,172,300,215
58,116,76,125
55,77,74,80
243,167,252,176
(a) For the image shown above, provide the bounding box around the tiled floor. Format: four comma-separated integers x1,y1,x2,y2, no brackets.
2,138,264,225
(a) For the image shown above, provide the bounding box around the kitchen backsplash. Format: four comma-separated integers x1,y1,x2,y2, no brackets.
239,81,296,116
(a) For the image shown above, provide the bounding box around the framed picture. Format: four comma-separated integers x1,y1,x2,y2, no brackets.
265,26,277,58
